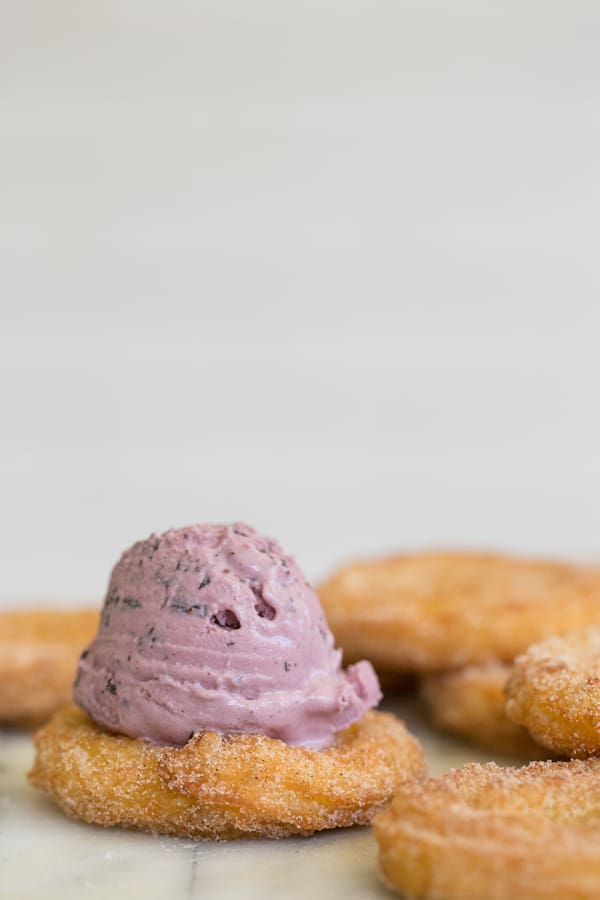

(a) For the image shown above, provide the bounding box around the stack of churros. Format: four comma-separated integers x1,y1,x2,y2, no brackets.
319,551,600,758
319,550,600,899
5,542,600,899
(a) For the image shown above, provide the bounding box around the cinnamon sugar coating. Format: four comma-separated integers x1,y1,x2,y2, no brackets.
375,758,600,899
29,706,426,839
506,626,600,757
421,661,555,759
319,552,600,671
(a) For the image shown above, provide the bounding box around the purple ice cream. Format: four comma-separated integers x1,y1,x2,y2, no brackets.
74,523,381,747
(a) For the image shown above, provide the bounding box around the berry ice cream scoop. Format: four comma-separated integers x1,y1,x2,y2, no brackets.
74,523,381,747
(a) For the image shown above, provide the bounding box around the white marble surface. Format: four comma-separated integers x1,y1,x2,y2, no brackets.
0,697,506,900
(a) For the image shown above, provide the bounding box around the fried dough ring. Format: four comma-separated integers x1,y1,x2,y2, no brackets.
420,662,553,759
374,758,600,900
0,609,99,727
29,705,426,839
506,626,600,757
318,552,600,671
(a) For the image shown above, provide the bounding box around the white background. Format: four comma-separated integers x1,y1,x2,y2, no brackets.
2,0,600,605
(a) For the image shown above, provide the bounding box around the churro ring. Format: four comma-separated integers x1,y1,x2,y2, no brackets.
374,758,600,900
0,608,99,727
506,626,600,758
420,662,553,759
318,551,600,671
29,705,426,839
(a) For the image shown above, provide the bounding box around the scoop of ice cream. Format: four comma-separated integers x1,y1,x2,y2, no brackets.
74,523,381,747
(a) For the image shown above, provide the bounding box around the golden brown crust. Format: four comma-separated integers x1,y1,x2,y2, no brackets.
318,551,600,671
506,627,600,758
374,758,600,900
420,662,554,759
29,705,426,839
0,609,99,727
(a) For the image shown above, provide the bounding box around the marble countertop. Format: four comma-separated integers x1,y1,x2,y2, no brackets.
0,698,510,900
